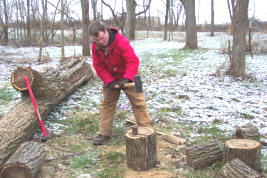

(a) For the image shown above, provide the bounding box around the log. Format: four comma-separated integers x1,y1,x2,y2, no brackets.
185,140,223,170
224,139,262,173
0,57,93,167
156,132,186,145
0,141,46,178
234,123,261,140
125,126,158,171
216,158,262,178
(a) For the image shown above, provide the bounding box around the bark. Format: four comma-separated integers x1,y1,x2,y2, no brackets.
216,158,262,178
185,140,223,170
224,139,262,172
126,0,137,40
126,127,158,171
164,0,170,41
234,123,261,140
26,0,31,45
81,0,91,56
210,0,214,36
0,58,93,167
0,141,46,178
3,0,8,45
61,0,65,59
227,0,249,76
180,0,198,49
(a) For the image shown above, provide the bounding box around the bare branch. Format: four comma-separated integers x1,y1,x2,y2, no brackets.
136,0,152,16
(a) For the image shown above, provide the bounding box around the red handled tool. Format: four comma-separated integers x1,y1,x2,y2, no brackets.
24,76,47,137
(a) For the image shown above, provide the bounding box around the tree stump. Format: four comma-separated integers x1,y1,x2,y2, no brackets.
216,158,262,178
0,57,93,167
0,141,46,178
224,139,261,172
185,140,223,170
125,126,158,171
234,123,261,140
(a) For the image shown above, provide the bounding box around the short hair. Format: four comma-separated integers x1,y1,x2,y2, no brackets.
89,21,106,37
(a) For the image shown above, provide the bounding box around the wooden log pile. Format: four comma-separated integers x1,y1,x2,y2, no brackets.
0,57,93,168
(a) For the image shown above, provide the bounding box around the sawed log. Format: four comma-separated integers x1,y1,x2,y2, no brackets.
234,123,261,140
216,158,262,178
0,141,46,178
0,57,93,167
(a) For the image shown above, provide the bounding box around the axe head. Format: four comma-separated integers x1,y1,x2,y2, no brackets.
134,75,143,93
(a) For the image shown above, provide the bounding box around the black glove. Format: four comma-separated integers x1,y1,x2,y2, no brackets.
108,81,117,90
119,78,131,90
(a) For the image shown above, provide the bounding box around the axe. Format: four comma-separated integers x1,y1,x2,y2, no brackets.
114,75,143,93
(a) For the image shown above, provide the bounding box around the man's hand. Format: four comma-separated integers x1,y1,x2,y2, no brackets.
119,78,131,90
108,81,117,90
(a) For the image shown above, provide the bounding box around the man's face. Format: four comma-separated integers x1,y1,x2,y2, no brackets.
93,29,108,47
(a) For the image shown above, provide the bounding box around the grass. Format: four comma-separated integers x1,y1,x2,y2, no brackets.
0,87,16,102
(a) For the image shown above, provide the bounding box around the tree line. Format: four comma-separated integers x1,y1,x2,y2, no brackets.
0,0,251,77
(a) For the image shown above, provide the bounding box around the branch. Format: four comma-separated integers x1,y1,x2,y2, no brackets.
136,0,152,16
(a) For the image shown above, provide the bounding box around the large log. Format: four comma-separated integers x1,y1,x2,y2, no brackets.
0,141,46,178
234,123,261,140
216,158,262,178
224,139,262,173
125,126,158,171
185,140,223,170
0,58,93,167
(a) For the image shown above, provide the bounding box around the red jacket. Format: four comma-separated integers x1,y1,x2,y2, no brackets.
91,28,139,86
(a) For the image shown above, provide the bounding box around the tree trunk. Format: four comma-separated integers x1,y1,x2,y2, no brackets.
180,0,198,49
0,58,93,167
81,0,91,56
61,0,65,59
234,123,261,140
216,158,262,178
3,0,8,45
185,140,223,170
26,0,31,45
164,0,170,41
126,126,158,171
0,141,46,178
126,0,137,41
224,139,262,172
210,0,214,36
38,0,45,62
227,0,249,76
91,0,97,21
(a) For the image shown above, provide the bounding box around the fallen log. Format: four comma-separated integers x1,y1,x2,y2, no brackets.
216,158,262,178
126,126,158,171
224,139,262,173
0,141,46,178
234,123,261,140
0,57,93,167
185,140,223,170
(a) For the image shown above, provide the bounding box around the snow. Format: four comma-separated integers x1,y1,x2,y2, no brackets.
0,32,266,146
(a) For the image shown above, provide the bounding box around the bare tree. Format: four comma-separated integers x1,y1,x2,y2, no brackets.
39,0,46,62
3,0,8,45
164,0,170,41
180,0,198,49
227,0,249,76
91,0,98,21
61,0,65,59
210,0,214,36
26,0,31,45
81,0,90,56
125,0,151,41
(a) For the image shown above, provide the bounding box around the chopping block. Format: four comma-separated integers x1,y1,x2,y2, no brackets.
125,126,158,171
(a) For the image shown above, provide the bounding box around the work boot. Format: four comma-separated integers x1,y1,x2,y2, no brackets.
93,134,110,145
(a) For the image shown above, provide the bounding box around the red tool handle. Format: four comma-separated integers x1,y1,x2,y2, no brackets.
24,76,47,137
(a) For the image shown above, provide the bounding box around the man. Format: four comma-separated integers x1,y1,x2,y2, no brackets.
89,21,152,145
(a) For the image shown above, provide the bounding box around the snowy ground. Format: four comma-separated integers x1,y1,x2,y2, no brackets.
0,32,266,149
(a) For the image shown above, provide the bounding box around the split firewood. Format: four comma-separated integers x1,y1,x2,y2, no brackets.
126,126,158,171
234,123,261,140
224,139,262,173
216,158,262,178
0,57,93,167
0,141,46,178
185,140,223,170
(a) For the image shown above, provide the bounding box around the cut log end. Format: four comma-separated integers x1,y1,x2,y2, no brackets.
226,139,260,150
0,163,32,178
11,67,33,91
